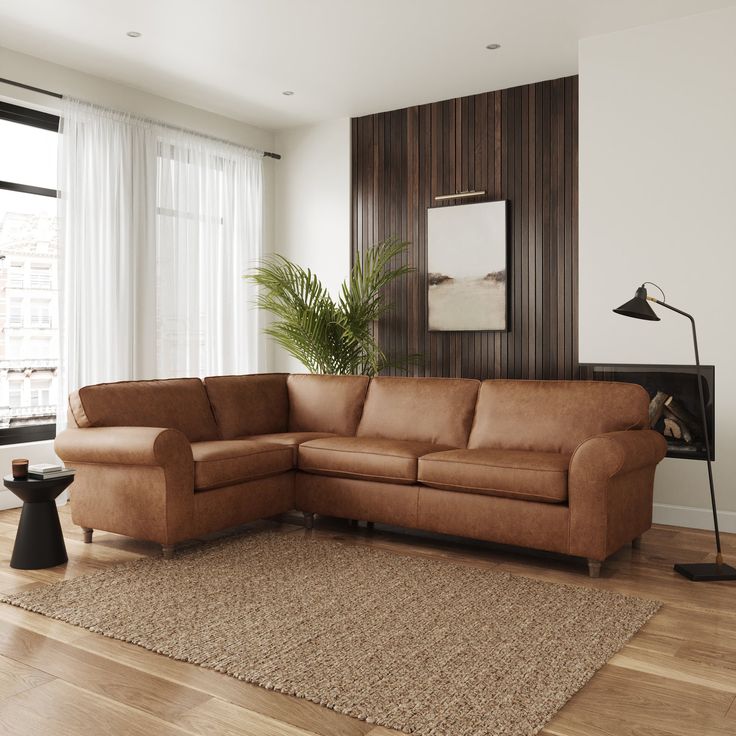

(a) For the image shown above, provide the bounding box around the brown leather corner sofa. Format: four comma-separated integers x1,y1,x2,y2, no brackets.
55,374,667,577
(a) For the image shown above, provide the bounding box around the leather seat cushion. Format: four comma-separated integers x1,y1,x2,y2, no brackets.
239,432,337,462
191,440,293,491
418,448,571,503
299,437,453,485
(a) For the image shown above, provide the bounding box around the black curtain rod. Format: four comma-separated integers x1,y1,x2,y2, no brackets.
0,77,63,99
0,76,281,160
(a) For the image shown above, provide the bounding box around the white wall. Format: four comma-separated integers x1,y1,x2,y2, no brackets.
579,7,736,531
0,46,277,508
271,118,352,371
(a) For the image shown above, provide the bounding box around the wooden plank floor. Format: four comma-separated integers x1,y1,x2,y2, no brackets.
0,505,734,736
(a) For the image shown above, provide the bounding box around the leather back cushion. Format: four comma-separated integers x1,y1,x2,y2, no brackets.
469,380,649,453
70,378,219,442
357,377,480,447
205,374,289,440
287,374,369,435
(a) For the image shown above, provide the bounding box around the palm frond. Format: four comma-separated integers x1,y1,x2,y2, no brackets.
245,239,419,375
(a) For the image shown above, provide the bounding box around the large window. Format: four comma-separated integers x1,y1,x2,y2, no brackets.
0,102,60,444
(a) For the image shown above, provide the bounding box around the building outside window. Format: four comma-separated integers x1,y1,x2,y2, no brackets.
29,335,51,359
8,336,23,358
29,298,52,328
30,377,52,406
8,382,22,409
30,263,52,289
8,298,23,328
0,102,60,443
8,262,24,288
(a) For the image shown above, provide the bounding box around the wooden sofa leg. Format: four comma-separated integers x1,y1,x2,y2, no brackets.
632,536,642,549
162,544,176,560
587,559,602,578
82,527,93,544
303,512,315,530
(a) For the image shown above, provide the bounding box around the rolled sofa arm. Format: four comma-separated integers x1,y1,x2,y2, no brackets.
55,426,191,467
569,429,667,482
568,429,667,561
54,427,195,546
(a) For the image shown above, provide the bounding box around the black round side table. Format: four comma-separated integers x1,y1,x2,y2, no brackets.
3,474,74,570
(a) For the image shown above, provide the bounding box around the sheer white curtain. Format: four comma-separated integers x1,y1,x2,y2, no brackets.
57,99,264,426
57,102,156,403
156,131,263,377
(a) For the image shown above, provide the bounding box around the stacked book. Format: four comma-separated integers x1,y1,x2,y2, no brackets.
28,463,76,480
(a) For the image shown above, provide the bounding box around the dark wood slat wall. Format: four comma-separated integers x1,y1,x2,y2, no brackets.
350,75,578,379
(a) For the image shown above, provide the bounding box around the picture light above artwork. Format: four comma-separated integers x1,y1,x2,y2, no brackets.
434,190,487,201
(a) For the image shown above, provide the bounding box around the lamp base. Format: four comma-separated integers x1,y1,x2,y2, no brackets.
674,562,736,582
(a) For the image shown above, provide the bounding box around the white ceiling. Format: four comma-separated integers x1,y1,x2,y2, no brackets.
1,0,735,130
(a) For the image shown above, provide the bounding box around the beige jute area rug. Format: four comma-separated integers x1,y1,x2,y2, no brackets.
2,532,660,736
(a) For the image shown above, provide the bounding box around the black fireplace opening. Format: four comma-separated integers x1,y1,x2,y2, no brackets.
579,363,715,461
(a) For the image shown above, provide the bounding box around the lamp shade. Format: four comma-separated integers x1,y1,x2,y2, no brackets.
613,286,660,321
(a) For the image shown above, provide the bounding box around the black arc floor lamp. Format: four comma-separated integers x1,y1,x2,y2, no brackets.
614,283,736,582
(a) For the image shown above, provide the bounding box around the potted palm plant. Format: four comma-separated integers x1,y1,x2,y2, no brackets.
246,238,416,375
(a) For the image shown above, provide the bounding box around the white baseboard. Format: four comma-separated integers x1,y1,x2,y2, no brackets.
0,489,68,511
653,502,736,533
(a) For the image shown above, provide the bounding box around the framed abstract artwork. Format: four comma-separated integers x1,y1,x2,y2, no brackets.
427,200,508,331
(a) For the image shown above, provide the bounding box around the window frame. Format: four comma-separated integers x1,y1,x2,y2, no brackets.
0,101,60,445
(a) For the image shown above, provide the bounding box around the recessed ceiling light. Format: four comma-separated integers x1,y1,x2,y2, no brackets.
126,31,142,38
485,43,501,50
282,90,295,96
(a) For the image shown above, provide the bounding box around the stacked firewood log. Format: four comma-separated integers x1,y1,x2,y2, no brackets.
648,390,700,443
